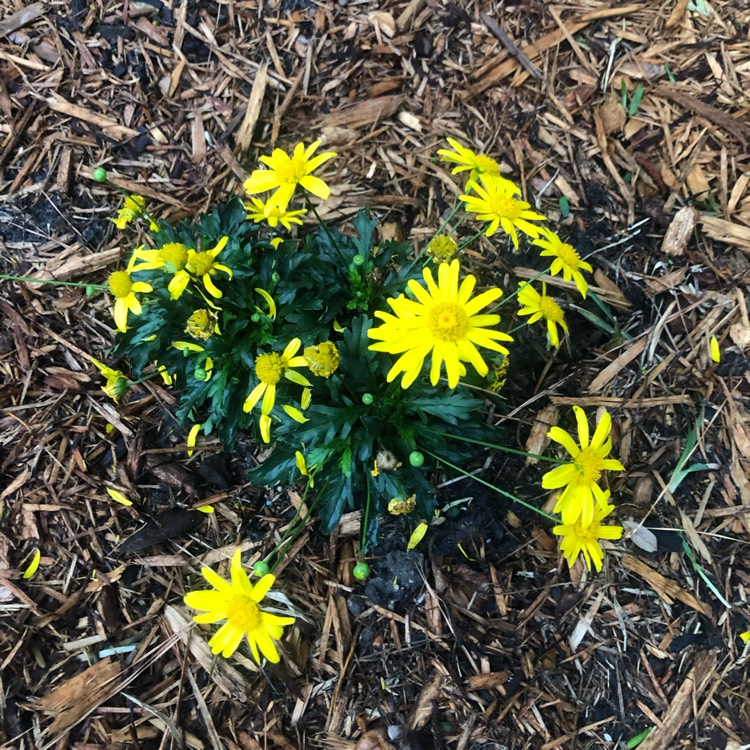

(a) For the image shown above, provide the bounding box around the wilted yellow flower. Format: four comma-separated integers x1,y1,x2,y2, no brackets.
533,228,593,299
113,195,146,229
542,407,625,527
426,234,458,263
245,197,306,230
243,141,337,212
186,309,219,340
553,494,623,572
184,548,295,662
368,260,513,389
91,358,128,402
304,342,340,377
460,174,546,248
437,138,501,176
187,423,201,457
517,282,568,348
388,494,416,515
108,269,152,332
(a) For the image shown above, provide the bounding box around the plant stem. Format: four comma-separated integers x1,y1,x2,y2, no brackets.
422,448,559,522
0,274,106,290
429,430,561,463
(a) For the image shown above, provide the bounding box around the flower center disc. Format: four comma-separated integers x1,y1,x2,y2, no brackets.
159,243,188,270
256,353,284,385
226,594,261,631
277,157,307,184
574,447,603,483
429,302,468,343
474,154,500,174
188,252,214,277
109,271,133,298
555,243,581,270
540,296,564,323
489,195,521,220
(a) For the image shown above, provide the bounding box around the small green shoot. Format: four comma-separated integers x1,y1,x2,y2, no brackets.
628,85,645,118
559,195,570,219
627,727,653,749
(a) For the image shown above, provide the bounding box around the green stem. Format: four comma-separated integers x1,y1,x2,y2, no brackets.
456,229,484,252
428,430,561,464
0,274,106,290
422,448,559,522
267,482,320,570
361,468,372,554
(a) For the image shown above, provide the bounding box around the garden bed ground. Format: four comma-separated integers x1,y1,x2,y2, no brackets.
1,0,750,748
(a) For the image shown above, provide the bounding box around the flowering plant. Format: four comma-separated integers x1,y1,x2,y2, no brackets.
90,137,625,581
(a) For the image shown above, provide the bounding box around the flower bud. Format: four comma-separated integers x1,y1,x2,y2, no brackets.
409,451,425,467
253,561,270,577
113,377,129,397
194,367,207,381
362,393,374,405
352,254,366,266
271,272,281,283
353,562,370,581
93,167,108,182
85,284,97,296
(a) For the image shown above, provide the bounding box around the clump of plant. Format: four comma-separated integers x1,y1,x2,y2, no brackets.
89,137,625,581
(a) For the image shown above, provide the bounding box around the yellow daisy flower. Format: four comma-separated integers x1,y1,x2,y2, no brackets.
517,282,568,348
175,236,232,300
368,259,513,389
460,174,546,248
130,242,189,275
108,269,152,332
741,631,750,644
184,548,295,662
91,358,128,403
243,140,337,212
113,195,146,229
243,339,312,443
437,137,501,176
533,228,593,299
245,197,306,230
553,494,623,572
542,407,625,527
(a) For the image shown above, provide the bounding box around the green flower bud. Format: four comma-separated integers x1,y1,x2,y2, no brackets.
352,254,366,266
92,167,108,183
409,451,425,467
85,284,97,296
361,393,374,405
113,377,130,397
353,562,370,581
250,312,261,323
271,272,281,283
253,561,270,577
194,367,207,381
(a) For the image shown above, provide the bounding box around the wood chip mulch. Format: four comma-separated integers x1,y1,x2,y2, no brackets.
1,1,749,749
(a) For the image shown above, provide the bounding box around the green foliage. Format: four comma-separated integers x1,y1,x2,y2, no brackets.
109,197,495,535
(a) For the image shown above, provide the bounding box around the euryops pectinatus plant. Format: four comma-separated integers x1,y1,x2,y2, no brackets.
86,137,625,661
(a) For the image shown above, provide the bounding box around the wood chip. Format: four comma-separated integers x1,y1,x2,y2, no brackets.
319,95,403,129
661,206,697,256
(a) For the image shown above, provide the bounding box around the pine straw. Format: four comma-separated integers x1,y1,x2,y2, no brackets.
1,0,749,748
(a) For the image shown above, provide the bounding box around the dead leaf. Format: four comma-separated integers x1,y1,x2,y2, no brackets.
319,95,403,129
645,267,687,295
729,321,750,349
623,521,658,553
116,509,206,556
599,94,626,134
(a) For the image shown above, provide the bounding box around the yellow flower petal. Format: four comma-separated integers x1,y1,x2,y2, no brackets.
23,548,41,579
106,487,133,506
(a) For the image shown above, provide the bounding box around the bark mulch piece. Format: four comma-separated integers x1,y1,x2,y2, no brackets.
1,0,749,748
